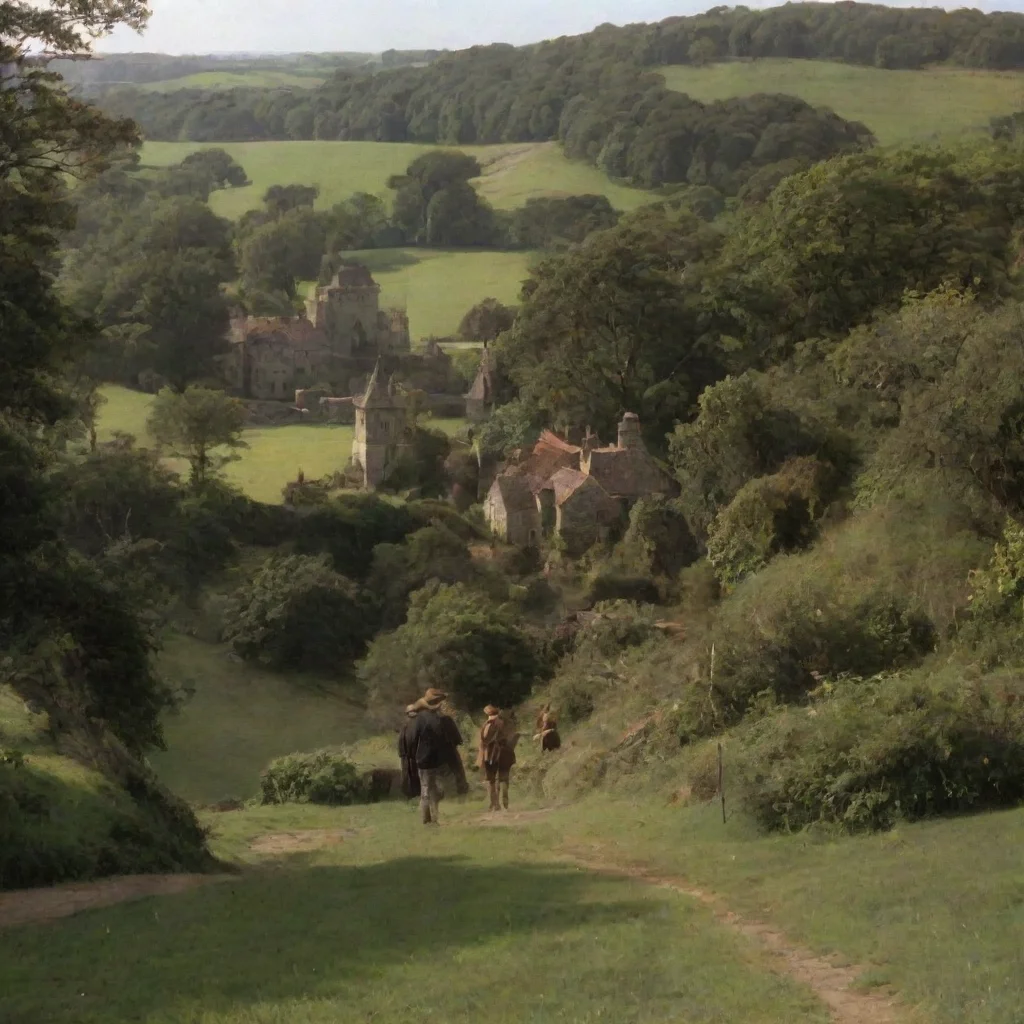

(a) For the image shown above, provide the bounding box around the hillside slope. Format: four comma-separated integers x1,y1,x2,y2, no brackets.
662,60,1024,145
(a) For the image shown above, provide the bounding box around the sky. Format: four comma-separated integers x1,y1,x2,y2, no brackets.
97,0,1024,55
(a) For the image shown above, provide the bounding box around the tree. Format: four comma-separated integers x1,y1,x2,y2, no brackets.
223,553,375,672
502,222,706,442
238,206,327,298
359,582,546,719
458,298,516,342
263,183,319,217
147,386,248,489
179,148,249,189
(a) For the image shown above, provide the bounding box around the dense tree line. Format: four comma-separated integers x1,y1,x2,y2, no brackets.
88,3,1024,189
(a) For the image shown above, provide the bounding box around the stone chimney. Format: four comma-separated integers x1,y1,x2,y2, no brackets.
617,412,643,450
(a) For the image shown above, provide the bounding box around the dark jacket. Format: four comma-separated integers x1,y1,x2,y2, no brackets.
398,717,421,798
407,708,463,771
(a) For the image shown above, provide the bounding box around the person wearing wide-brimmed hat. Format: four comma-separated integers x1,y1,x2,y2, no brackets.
405,688,465,825
478,705,517,811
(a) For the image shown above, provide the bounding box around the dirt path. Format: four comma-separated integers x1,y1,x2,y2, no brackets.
0,873,235,931
566,855,911,1024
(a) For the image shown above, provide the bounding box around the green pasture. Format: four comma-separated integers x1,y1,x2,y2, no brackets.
662,59,1024,146
6,792,1024,1023
140,139,653,220
325,247,534,338
139,70,326,92
0,800,829,1024
150,634,364,805
95,386,466,505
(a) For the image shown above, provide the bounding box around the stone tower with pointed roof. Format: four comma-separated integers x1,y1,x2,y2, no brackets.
350,360,411,489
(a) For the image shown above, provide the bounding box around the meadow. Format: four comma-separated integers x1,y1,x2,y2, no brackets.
662,59,1024,146
140,139,655,220
150,634,364,805
95,385,466,504
4,790,1024,1023
316,247,534,338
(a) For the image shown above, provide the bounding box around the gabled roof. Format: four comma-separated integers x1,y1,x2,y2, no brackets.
548,467,589,505
585,447,675,499
491,471,536,513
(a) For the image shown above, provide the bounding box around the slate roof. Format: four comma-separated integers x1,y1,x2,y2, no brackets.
585,447,675,499
492,471,536,513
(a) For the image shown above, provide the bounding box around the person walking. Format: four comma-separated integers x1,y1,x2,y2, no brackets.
407,688,464,825
478,705,517,811
535,704,561,752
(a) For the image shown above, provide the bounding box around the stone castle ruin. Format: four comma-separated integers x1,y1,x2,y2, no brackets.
484,413,677,555
220,263,411,401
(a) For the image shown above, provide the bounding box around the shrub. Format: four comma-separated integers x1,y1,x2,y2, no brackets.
293,494,420,579
706,456,837,586
587,571,661,606
223,553,376,672
260,750,368,805
575,601,660,659
360,582,548,719
732,672,1024,832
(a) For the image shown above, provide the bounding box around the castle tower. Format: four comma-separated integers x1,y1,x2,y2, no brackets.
465,340,498,422
350,359,410,489
617,411,644,450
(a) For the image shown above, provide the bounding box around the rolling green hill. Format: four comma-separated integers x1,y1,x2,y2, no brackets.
140,140,654,221
662,60,1024,146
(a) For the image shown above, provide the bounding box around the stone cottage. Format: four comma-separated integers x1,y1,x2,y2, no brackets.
348,360,412,489
219,263,411,400
484,413,676,555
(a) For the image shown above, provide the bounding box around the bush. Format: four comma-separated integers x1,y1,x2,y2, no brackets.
587,571,661,606
360,582,548,719
223,553,376,672
293,493,421,579
260,750,368,805
575,601,660,658
706,456,837,586
733,672,1024,833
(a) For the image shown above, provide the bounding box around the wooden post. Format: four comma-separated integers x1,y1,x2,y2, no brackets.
718,741,726,825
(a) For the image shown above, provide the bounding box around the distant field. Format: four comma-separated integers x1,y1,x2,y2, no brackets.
96,385,466,504
662,59,1024,146
140,70,326,92
140,140,653,219
333,248,534,338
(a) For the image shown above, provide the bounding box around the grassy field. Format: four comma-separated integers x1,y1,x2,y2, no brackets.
662,59,1024,146
140,70,326,92
96,386,466,504
328,248,533,338
5,793,1024,1022
0,801,831,1024
150,634,364,805
140,140,653,220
